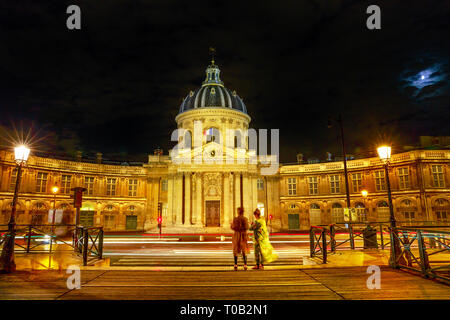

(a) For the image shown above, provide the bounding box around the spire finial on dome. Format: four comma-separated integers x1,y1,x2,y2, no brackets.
209,47,216,66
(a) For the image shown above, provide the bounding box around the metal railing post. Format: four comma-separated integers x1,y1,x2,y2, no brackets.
26,225,32,253
322,229,327,263
98,228,104,259
390,227,398,268
309,228,314,258
349,224,355,249
330,225,336,252
417,231,430,277
83,227,88,266
379,223,384,250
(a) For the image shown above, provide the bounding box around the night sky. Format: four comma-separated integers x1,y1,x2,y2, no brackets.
1,0,449,163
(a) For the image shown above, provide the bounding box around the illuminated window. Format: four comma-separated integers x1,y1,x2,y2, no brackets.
84,177,94,196
128,179,138,197
330,175,340,194
435,198,449,222
36,172,48,193
397,167,410,189
308,176,318,195
374,170,386,191
106,178,117,196
431,165,445,188
352,173,362,193
61,175,72,194
257,178,264,190
287,178,297,195
205,127,220,144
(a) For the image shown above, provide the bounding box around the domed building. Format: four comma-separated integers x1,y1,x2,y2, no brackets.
144,59,281,232
0,60,448,234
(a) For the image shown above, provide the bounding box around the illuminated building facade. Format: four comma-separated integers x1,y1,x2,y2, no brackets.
0,62,449,232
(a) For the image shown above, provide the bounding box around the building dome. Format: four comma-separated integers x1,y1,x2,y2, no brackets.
178,60,248,114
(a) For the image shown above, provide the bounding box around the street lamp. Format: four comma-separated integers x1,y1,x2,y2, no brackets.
377,145,404,267
328,115,352,222
51,186,59,233
0,145,30,273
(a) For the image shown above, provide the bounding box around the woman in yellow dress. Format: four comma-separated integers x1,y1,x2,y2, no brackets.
250,208,278,269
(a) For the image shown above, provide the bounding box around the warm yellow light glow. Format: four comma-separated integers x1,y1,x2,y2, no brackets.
377,145,392,161
361,190,368,197
52,186,59,194
14,145,30,163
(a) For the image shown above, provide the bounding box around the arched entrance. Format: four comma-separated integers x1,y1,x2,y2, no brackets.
377,201,390,222
433,198,449,223
287,204,300,230
354,202,367,222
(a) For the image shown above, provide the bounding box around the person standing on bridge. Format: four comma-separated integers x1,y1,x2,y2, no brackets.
250,208,278,270
231,207,249,271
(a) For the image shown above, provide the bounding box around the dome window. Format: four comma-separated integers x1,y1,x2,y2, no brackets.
211,88,216,95
189,91,194,97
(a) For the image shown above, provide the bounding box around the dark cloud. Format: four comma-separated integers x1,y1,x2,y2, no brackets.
0,0,449,162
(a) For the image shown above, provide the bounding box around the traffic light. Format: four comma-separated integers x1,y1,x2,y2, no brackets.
157,216,162,224
269,214,273,220
71,187,86,208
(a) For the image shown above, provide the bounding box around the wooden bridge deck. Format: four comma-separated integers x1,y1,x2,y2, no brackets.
0,266,448,300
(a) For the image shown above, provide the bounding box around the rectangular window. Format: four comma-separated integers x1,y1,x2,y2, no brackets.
84,177,94,196
431,165,445,188
36,172,48,193
257,178,264,190
330,175,340,194
374,170,386,191
161,179,168,191
308,176,318,195
403,212,415,225
352,173,362,193
61,175,72,194
9,168,18,191
287,178,297,196
128,179,138,197
106,178,117,196
397,167,410,189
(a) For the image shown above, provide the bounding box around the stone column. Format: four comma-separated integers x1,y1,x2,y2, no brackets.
185,173,191,225
194,173,203,226
234,172,241,214
223,172,231,227
251,174,258,213
166,175,174,226
243,173,252,221
174,173,183,226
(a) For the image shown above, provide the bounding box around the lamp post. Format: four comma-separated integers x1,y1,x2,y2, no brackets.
0,145,30,273
377,146,404,267
51,186,59,233
328,115,352,222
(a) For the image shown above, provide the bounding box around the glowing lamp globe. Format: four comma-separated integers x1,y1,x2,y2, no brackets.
377,146,392,162
14,145,30,164
361,190,368,198
52,186,59,194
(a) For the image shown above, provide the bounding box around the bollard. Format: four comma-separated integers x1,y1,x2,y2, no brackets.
199,235,204,242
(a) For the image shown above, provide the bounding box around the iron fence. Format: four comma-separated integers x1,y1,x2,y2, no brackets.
0,224,103,266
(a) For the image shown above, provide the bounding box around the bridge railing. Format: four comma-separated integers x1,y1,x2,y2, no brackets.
0,224,103,266
391,227,450,283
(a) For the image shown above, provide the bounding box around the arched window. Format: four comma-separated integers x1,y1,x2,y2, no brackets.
434,198,449,222
234,130,242,148
354,202,366,222
205,127,220,144
400,199,416,225
377,200,390,222
184,130,192,149
310,203,320,209
331,203,344,223
309,203,321,226
103,205,117,230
